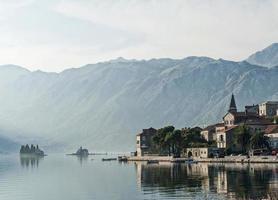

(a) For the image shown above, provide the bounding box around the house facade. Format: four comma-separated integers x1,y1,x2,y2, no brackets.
259,101,278,117
265,125,278,151
134,94,277,157
216,94,274,153
186,147,223,158
136,127,157,156
201,123,224,142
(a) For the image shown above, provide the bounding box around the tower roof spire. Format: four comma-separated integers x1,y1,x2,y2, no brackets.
228,93,237,113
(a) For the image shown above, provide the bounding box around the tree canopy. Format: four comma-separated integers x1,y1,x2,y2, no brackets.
153,126,209,157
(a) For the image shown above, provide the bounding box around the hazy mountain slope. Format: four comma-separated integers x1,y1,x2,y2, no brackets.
0,46,277,152
246,43,278,67
0,130,19,153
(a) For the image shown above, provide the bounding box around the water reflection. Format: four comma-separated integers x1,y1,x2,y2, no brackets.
20,155,43,168
135,162,278,199
76,155,88,166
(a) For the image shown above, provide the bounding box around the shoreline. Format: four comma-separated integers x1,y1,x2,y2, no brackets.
127,155,278,163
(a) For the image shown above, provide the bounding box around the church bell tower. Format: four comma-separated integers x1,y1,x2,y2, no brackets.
228,93,237,113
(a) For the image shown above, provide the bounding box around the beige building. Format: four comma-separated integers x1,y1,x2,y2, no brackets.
201,123,224,142
216,125,239,150
259,101,278,117
216,94,274,152
136,127,157,156
264,125,278,150
186,147,222,158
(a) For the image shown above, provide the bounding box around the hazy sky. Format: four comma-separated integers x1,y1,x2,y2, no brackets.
0,0,278,72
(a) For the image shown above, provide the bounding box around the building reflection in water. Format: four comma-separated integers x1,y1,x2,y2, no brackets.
20,155,43,168
135,162,278,199
77,155,88,166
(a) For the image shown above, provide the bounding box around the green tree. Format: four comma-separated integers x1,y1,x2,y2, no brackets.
172,129,183,157
182,128,207,148
250,131,270,150
153,126,175,156
233,125,251,154
153,126,208,157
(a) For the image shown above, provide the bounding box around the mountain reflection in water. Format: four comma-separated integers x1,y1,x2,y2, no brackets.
135,162,278,199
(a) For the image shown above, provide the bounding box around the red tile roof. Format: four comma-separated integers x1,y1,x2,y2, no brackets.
265,125,278,134
202,123,224,131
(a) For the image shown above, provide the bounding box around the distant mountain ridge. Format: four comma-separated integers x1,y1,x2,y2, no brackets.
246,43,278,68
0,44,277,152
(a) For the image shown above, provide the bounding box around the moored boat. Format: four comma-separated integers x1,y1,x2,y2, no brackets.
185,158,198,164
102,158,117,161
118,156,128,162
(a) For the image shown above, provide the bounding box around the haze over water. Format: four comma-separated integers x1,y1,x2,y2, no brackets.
0,154,277,200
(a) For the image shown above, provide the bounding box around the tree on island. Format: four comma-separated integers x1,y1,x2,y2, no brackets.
20,144,44,155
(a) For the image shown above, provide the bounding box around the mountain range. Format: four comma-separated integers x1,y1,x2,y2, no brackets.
0,43,278,152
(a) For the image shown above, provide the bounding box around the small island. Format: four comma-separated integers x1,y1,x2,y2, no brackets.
20,144,45,156
68,146,89,156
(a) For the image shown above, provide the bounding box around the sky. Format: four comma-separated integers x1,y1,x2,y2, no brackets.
0,0,278,72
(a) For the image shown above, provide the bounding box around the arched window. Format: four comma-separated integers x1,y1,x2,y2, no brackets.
220,135,224,141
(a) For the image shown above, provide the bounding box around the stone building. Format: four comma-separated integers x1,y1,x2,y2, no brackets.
216,94,273,152
201,123,224,142
259,101,278,117
245,104,259,114
216,125,235,149
264,125,278,151
136,127,157,156
186,147,222,158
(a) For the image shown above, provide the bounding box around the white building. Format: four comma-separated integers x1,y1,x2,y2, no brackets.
259,101,278,117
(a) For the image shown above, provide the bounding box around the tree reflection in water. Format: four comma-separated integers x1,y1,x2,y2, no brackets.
20,155,43,168
135,162,278,199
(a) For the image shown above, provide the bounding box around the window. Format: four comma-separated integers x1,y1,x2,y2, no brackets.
136,140,140,144
220,135,224,142
142,136,146,141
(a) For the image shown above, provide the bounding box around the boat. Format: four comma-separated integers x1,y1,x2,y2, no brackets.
185,158,198,164
147,160,159,164
118,156,128,162
170,159,185,163
102,158,117,161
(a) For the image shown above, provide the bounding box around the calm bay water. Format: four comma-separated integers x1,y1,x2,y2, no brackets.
0,154,277,200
